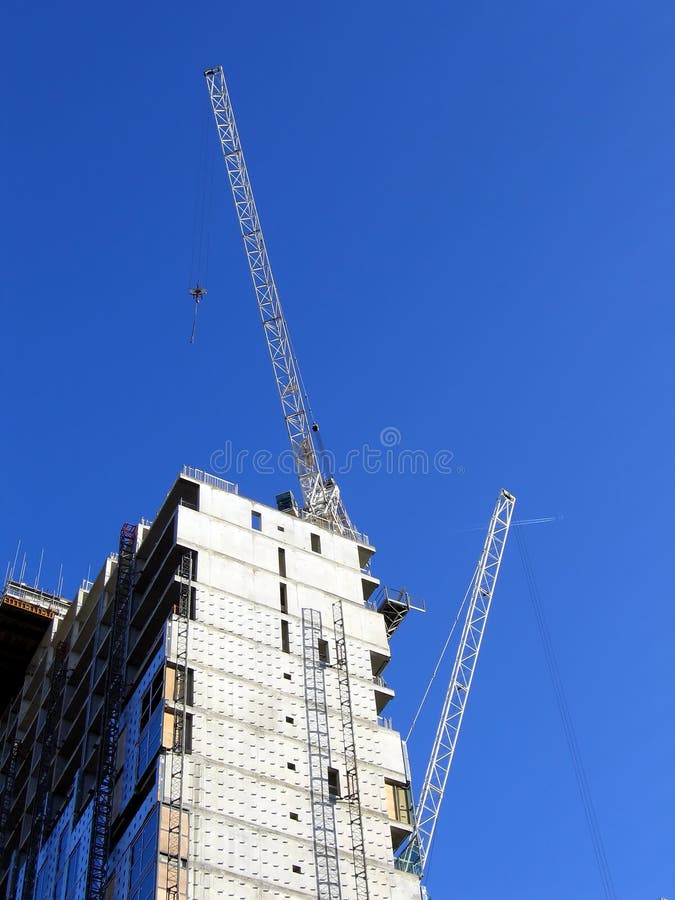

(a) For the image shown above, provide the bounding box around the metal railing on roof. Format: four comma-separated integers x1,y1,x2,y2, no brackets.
181,465,239,494
2,581,70,614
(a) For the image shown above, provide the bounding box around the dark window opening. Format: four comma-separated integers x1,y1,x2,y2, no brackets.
311,533,321,554
318,639,329,664
292,864,302,874
279,582,288,613
286,715,294,724
283,672,292,681
278,548,287,577
281,620,290,653
251,511,262,531
185,712,193,753
328,767,340,799
287,762,296,771
289,812,299,821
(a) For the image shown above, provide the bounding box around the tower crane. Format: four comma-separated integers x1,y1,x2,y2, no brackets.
204,66,357,538
398,489,515,882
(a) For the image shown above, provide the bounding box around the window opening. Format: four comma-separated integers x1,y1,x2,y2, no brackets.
328,767,341,799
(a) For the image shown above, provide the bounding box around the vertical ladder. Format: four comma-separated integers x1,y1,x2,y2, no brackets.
21,639,69,900
333,601,370,900
86,523,137,900
302,608,341,899
166,551,192,899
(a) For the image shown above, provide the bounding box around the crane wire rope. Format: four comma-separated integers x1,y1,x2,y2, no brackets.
515,525,617,900
187,107,216,342
405,563,479,743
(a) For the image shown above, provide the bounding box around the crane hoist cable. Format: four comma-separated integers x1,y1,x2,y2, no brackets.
188,284,207,344
405,564,478,743
515,526,617,900
187,110,215,343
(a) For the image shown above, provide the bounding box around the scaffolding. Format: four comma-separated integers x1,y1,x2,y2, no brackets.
21,639,69,900
0,696,21,845
302,608,341,899
333,601,369,900
165,551,192,899
85,523,137,900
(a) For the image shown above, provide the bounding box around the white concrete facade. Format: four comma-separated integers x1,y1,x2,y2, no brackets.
171,476,421,899
0,469,422,900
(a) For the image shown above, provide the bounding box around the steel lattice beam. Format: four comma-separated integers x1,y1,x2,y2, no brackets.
333,602,369,899
21,641,69,900
399,490,515,877
302,609,342,898
165,552,192,899
204,66,355,537
86,523,137,900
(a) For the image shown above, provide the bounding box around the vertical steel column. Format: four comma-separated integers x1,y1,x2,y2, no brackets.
166,551,192,899
21,639,69,900
86,523,137,900
302,608,341,899
333,601,369,899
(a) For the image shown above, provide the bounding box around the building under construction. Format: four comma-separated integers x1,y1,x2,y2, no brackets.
0,66,515,899
0,466,423,899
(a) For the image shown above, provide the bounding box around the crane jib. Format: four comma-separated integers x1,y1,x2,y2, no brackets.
204,66,357,539
396,489,515,878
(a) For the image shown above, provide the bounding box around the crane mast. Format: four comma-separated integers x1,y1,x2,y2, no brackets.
204,66,356,537
398,489,515,878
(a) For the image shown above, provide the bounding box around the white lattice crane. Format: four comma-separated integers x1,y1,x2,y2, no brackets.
398,489,516,881
204,66,357,538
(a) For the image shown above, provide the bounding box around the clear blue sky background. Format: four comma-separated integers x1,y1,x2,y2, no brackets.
1,2,674,897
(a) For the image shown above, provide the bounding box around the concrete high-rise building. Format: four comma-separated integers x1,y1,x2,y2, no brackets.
0,466,422,899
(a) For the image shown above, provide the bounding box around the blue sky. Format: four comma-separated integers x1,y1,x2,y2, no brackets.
2,1,674,897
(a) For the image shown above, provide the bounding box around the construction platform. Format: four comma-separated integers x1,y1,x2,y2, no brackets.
0,581,70,715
